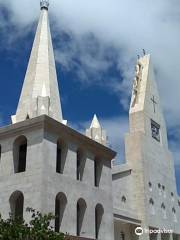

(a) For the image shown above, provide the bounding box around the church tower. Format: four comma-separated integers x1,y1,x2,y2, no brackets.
125,54,180,239
0,1,115,239
11,0,63,124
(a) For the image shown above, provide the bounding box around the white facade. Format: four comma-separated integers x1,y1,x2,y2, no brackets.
0,2,180,240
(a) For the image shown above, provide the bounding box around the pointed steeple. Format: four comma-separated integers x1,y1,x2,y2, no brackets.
11,0,64,124
86,114,107,146
90,114,101,129
129,54,168,147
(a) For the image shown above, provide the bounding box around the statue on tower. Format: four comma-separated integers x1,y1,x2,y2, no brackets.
40,0,49,10
131,60,143,107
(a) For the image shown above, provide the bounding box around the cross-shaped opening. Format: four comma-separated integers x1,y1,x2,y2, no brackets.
151,96,157,113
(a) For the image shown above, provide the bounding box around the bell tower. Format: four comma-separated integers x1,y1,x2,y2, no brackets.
125,54,179,239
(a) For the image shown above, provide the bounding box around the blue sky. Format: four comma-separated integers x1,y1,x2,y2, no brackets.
0,0,180,194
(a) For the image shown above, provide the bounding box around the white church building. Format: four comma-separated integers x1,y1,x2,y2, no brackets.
0,1,180,239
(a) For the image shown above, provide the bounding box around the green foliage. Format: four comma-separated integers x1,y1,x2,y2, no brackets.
0,208,65,240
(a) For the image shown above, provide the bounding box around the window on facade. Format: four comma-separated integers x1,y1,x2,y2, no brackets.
172,208,177,222
13,136,27,173
94,158,102,187
56,140,66,174
158,183,162,195
178,200,180,207
95,204,104,239
121,196,126,204
77,149,84,181
120,232,125,240
151,120,160,142
161,203,166,219
149,182,152,191
9,191,24,220
55,192,67,233
0,145,1,161
149,198,155,215
77,198,87,237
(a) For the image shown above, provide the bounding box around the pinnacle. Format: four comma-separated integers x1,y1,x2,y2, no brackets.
90,114,101,129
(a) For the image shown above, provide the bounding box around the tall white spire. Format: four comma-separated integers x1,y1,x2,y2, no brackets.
86,114,107,146
11,0,64,124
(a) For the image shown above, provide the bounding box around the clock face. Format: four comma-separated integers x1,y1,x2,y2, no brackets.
151,120,160,142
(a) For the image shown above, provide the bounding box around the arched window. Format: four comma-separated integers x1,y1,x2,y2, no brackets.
171,192,174,201
158,183,162,195
55,192,67,232
161,203,166,219
148,182,152,191
121,196,126,204
77,198,87,236
13,136,27,173
95,204,104,239
172,207,177,222
94,158,102,187
149,198,155,215
56,140,66,174
9,191,24,220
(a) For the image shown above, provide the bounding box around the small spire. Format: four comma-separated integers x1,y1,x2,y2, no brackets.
40,0,49,10
90,114,101,129
86,114,107,146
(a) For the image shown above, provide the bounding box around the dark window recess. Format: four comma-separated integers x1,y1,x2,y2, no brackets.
56,147,62,173
77,202,80,236
151,120,161,142
18,144,27,173
120,232,125,240
95,160,102,187
95,204,104,239
77,151,81,180
55,198,60,232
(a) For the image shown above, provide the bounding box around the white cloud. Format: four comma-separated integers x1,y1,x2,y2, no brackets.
0,0,180,165
1,0,179,121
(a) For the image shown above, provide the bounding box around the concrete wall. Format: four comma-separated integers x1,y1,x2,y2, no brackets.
0,116,115,240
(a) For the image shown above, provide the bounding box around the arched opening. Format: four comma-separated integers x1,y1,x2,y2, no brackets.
9,191,24,220
161,203,166,219
172,207,177,222
95,204,104,239
94,158,102,187
56,140,66,174
13,136,27,173
77,198,87,236
149,198,155,215
55,192,67,232
121,196,126,204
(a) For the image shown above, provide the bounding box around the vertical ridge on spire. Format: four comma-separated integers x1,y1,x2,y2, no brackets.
11,1,64,124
